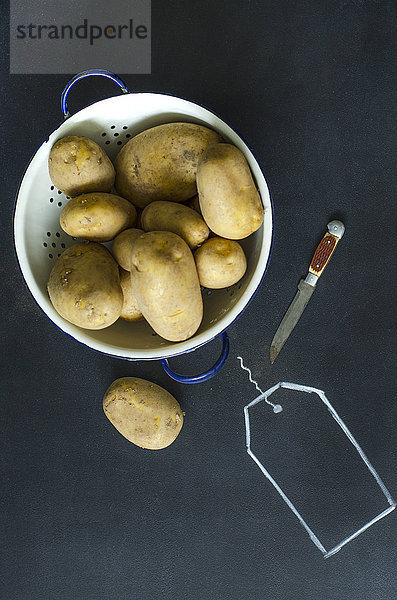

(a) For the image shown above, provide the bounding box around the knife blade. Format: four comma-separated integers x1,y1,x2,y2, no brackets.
270,220,345,363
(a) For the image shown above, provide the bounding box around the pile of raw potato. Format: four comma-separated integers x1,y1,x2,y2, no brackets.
47,122,264,450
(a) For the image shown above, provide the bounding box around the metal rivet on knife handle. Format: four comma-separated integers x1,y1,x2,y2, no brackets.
270,220,345,363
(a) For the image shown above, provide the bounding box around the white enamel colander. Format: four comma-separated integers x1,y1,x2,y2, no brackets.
14,69,273,383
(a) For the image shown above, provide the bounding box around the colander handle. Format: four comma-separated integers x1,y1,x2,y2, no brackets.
61,69,129,119
161,332,229,384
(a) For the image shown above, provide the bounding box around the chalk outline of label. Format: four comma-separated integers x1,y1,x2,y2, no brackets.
243,381,396,559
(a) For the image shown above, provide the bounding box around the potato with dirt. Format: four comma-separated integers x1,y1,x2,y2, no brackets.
197,143,264,239
194,237,247,289
141,201,209,249
114,122,222,208
49,135,115,197
103,377,183,450
130,231,203,341
112,228,144,271
60,193,137,242
47,241,122,329
119,268,143,322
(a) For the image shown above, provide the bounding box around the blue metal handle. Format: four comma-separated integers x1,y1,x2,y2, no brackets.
161,332,229,384
61,69,129,119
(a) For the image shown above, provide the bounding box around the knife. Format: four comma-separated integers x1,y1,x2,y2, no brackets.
270,220,345,363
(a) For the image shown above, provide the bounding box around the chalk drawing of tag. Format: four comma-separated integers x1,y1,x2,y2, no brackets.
238,361,395,558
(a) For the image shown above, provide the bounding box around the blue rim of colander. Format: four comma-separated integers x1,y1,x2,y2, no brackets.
61,69,129,118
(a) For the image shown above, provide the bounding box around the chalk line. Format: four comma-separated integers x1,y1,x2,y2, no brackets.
237,356,282,412
237,356,264,394
243,380,396,558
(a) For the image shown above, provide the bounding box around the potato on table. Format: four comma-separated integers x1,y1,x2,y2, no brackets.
47,241,122,329
130,231,203,342
49,135,115,197
60,193,137,242
194,237,247,289
119,268,143,322
141,201,209,249
197,143,264,239
114,122,222,208
103,377,183,450
112,228,143,271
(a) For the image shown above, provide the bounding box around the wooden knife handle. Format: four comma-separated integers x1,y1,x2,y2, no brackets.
308,221,345,278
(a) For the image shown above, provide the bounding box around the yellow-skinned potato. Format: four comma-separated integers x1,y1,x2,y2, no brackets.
103,377,183,450
197,143,264,239
131,231,203,341
185,196,217,238
194,237,247,289
114,122,222,208
141,201,209,249
60,193,137,242
119,268,143,321
49,135,115,197
112,228,143,271
47,242,122,329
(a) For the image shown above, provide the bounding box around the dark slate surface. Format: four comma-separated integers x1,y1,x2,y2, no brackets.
1,2,396,599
